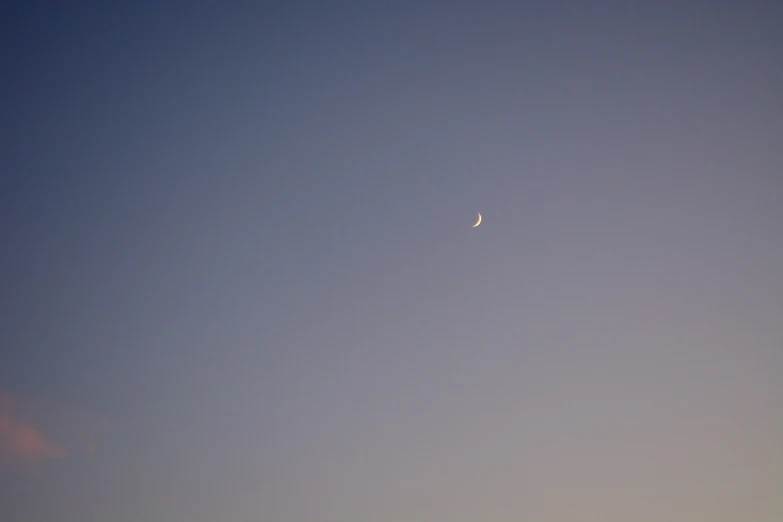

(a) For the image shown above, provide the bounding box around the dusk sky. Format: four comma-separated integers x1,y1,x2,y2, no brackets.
2,1,782,520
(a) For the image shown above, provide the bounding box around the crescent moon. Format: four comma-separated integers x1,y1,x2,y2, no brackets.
472,213,482,228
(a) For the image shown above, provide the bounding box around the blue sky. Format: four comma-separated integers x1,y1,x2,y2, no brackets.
1,1,782,520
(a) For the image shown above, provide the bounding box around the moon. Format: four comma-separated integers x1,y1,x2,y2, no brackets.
472,213,482,228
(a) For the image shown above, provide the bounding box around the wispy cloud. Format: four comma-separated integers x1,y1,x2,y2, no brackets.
0,393,66,465
0,392,107,468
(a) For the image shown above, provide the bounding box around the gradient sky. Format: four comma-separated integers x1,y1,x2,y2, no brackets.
2,1,782,521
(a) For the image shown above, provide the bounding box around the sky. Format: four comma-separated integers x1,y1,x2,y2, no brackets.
1,1,782,520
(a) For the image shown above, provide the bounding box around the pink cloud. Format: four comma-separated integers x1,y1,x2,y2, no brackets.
0,392,107,468
0,393,67,465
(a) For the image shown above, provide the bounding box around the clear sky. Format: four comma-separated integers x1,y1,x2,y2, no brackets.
1,1,782,520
